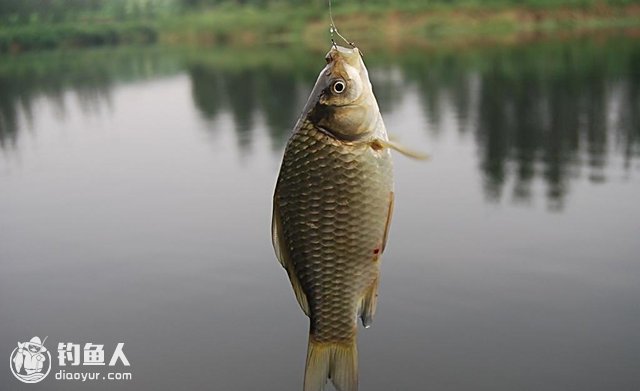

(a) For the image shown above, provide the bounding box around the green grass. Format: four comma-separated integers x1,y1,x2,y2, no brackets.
1,1,640,52
157,1,640,48
0,21,157,52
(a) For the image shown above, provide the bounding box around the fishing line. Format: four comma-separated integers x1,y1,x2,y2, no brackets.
328,0,355,48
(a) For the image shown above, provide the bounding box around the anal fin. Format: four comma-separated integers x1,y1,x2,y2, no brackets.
359,277,379,328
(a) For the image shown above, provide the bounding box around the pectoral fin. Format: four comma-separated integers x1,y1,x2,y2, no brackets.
371,138,429,160
272,192,310,316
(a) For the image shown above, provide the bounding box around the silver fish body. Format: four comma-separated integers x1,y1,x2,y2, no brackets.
272,45,394,391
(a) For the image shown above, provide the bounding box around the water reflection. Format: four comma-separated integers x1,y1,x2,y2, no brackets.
188,57,312,152
0,47,182,151
1,36,639,208
397,39,640,208
186,37,640,208
0,76,20,149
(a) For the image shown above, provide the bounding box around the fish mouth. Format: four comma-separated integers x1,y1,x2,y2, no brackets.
326,45,361,65
325,46,363,78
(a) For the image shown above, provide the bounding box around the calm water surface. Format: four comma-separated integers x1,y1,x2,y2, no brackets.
1,35,639,390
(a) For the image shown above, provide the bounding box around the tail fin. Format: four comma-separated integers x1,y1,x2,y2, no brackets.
304,336,358,391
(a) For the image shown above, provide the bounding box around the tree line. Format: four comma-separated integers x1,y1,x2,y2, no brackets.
2,0,632,25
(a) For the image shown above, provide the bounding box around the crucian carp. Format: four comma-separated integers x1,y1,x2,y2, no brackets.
272,44,421,391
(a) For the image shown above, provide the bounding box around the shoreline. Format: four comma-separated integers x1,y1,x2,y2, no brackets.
2,3,640,53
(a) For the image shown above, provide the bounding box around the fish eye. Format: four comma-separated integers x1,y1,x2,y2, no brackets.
332,80,346,94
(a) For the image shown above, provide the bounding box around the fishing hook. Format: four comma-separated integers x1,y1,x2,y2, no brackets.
328,0,356,48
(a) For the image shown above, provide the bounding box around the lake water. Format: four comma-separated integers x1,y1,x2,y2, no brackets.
1,33,639,391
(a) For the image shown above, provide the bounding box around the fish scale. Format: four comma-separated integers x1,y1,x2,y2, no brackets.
276,121,393,343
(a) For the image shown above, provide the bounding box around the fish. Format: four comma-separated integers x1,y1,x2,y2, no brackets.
13,343,24,373
272,45,415,391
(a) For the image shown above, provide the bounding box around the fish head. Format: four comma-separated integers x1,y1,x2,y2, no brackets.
301,45,382,141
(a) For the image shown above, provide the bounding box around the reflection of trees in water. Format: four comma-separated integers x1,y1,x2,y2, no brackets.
401,39,640,208
190,65,226,121
3,40,639,207
0,48,181,152
368,66,405,115
187,39,639,206
0,77,21,149
0,74,112,152
255,69,300,150
474,44,636,208
227,70,257,151
616,48,640,170
402,53,477,136
189,61,413,153
189,64,303,152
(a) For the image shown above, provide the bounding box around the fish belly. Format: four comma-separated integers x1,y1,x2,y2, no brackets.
276,122,393,342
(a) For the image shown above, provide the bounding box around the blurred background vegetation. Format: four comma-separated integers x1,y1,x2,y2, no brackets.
1,1,639,207
1,0,640,52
